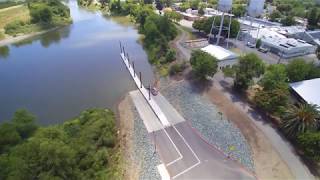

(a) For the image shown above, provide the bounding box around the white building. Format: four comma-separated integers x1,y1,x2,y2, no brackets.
290,78,320,108
243,27,316,58
201,45,239,67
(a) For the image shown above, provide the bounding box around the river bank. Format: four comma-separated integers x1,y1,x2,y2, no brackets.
0,27,60,47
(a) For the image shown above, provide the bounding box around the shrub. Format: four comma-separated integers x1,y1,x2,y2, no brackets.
4,20,30,36
170,62,187,75
297,131,320,161
165,49,176,63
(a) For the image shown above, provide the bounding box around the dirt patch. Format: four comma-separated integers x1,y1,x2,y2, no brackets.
118,95,140,180
204,85,294,180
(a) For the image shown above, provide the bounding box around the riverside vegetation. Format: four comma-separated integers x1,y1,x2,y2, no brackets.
223,54,320,168
1,0,71,37
79,0,179,76
0,108,121,179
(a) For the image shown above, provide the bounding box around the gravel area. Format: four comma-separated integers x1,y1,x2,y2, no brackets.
161,80,255,172
130,99,161,180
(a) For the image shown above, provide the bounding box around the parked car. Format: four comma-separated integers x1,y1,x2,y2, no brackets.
246,42,256,48
258,47,269,53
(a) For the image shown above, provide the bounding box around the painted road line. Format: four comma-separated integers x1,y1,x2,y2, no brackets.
171,125,201,179
157,164,170,180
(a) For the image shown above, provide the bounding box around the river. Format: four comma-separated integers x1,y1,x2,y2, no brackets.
0,1,154,125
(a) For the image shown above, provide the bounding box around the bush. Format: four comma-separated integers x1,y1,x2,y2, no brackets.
4,20,31,36
165,49,176,63
297,131,320,161
170,62,187,75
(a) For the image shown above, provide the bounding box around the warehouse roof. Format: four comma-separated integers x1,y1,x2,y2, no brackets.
290,78,320,107
201,45,238,61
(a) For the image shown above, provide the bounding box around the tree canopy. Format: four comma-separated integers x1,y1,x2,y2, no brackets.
233,53,265,91
190,50,218,80
0,108,119,180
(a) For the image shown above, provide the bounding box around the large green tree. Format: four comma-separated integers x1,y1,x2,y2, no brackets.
286,59,320,82
259,64,288,91
307,7,319,28
190,50,218,80
233,53,265,91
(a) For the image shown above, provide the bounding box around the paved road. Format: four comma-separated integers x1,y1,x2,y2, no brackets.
121,50,255,179
131,90,255,179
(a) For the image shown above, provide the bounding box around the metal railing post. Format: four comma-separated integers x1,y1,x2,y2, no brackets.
139,72,142,88
148,84,151,100
132,61,135,77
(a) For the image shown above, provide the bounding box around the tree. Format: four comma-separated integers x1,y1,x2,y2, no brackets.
233,4,246,17
256,39,262,48
12,109,38,139
0,123,21,153
317,46,320,60
254,86,289,116
190,50,218,80
259,64,288,91
286,59,312,82
233,53,265,91
282,103,320,137
198,7,205,16
165,11,182,22
307,7,319,28
297,131,320,161
269,10,281,22
192,18,206,32
280,15,295,26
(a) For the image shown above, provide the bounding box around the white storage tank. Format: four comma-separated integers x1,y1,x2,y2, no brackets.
248,0,265,17
218,0,233,12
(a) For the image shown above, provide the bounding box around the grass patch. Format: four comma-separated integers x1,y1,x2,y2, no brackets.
0,5,30,29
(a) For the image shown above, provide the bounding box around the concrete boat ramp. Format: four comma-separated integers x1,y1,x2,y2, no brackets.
120,47,255,179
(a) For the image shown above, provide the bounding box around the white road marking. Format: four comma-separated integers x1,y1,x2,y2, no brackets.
120,50,201,179
171,125,201,179
157,164,170,180
163,127,183,166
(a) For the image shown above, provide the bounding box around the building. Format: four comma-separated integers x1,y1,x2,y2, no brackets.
290,78,320,108
180,12,200,21
238,17,281,30
243,27,317,58
293,30,320,47
201,45,239,67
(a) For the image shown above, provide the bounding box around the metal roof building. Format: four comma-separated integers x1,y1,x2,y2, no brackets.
290,78,320,107
201,45,239,67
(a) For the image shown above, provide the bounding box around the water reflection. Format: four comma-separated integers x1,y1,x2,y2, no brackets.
0,46,9,59
12,27,71,48
40,27,70,48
